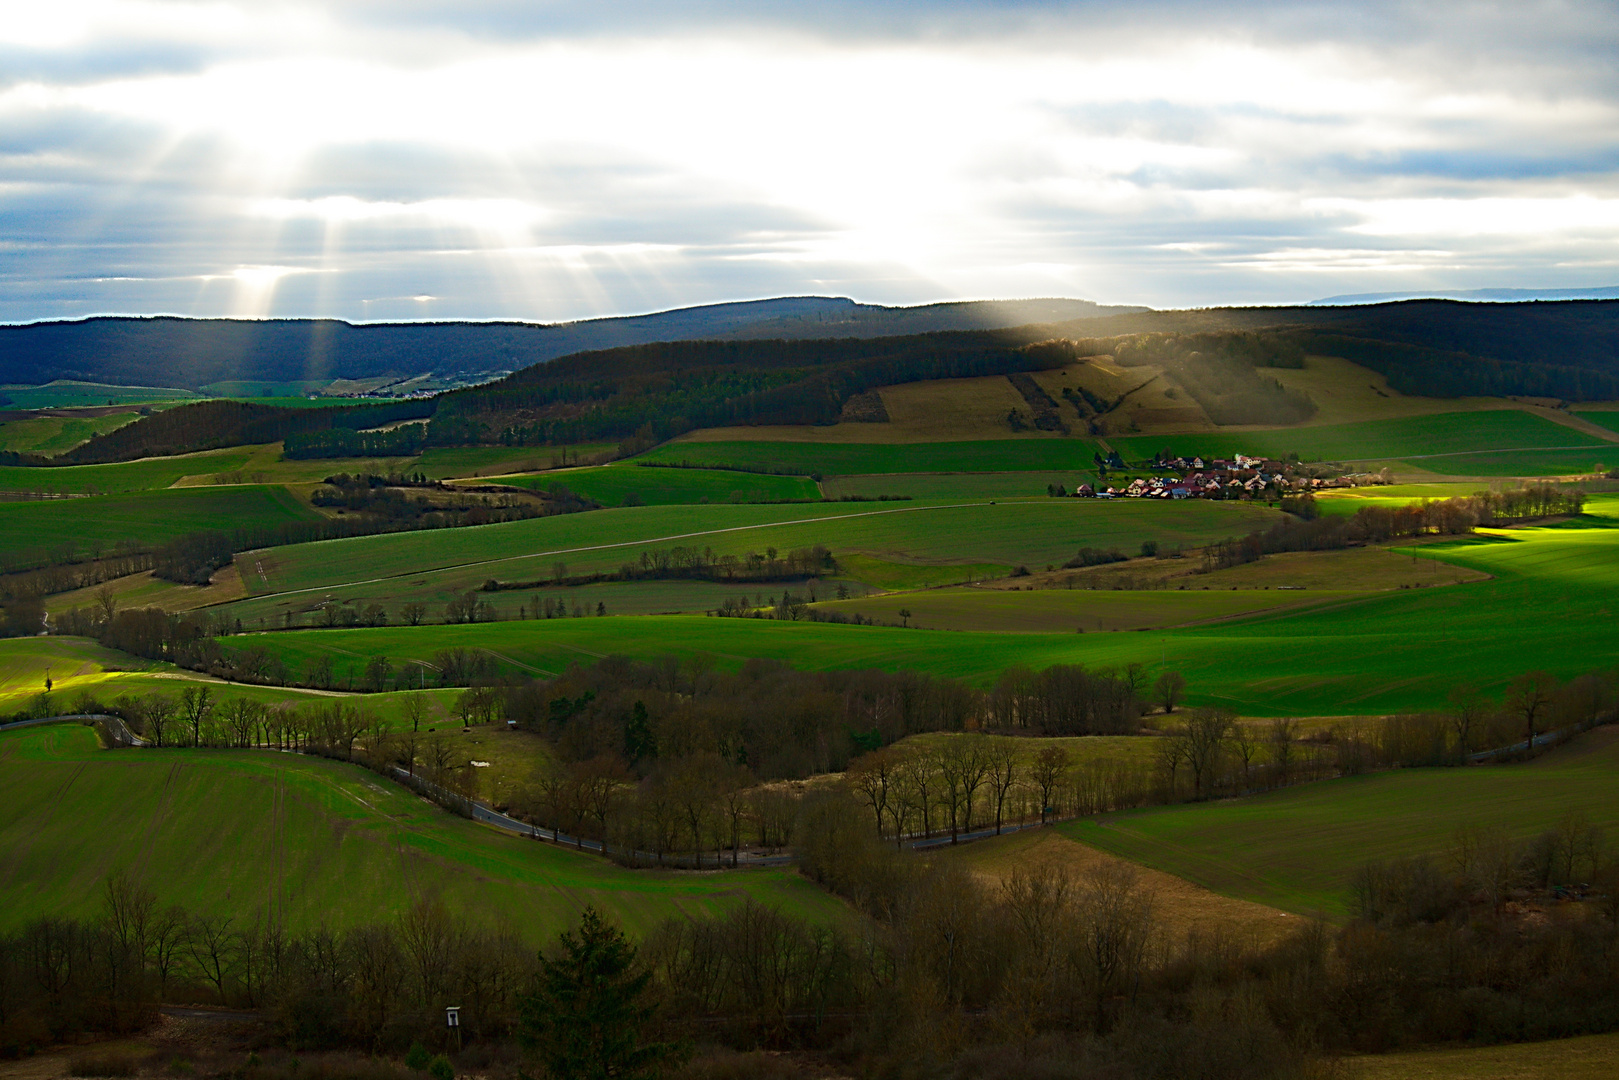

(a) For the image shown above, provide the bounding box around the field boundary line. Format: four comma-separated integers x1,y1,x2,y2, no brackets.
245,501,986,601
1335,444,1605,463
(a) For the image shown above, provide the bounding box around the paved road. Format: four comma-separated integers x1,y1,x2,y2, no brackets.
0,713,146,746
387,763,794,867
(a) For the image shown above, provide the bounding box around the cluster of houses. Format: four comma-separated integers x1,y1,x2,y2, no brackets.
1071,453,1360,500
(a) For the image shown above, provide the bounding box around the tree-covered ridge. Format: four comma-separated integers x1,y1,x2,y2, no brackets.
55,398,434,465
433,334,1089,446
20,299,1619,465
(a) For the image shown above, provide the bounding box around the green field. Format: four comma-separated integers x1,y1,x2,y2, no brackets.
0,635,450,715
644,414,1611,477
497,463,821,506
222,499,1289,625
200,380,330,398
0,381,200,408
639,439,1105,475
0,412,143,455
1351,1030,1619,1080
212,494,1619,715
0,723,845,940
1574,410,1619,436
823,472,1090,500
0,485,322,563
415,444,618,478
0,447,261,494
822,586,1352,633
1064,727,1619,918
1113,411,1608,470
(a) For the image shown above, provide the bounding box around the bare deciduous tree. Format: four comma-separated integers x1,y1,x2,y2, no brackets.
1506,669,1557,751
1029,745,1070,824
1154,670,1186,714
1176,708,1233,800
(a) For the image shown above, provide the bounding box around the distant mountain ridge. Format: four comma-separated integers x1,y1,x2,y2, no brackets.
0,297,1145,391
1310,286,1619,305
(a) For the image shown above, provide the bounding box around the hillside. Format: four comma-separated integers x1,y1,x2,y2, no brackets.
0,297,1142,392
0,722,843,938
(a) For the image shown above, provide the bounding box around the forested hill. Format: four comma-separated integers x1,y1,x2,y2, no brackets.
0,298,1139,391
19,299,1619,465
1042,299,1619,401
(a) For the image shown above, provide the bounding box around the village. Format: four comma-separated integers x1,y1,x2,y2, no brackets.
1052,452,1387,500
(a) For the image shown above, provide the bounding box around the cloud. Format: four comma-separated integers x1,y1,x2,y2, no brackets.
1,0,1617,322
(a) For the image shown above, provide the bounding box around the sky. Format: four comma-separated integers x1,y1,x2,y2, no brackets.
2,0,1618,323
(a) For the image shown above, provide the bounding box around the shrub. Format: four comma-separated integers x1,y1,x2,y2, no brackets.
67,1052,138,1077
404,1045,429,1072
427,1056,453,1080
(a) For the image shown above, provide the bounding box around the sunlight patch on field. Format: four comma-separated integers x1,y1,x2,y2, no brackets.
948,829,1301,950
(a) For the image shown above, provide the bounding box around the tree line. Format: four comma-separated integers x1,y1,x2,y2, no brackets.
19,789,1619,1079
484,544,836,592
52,398,433,466
429,335,1091,450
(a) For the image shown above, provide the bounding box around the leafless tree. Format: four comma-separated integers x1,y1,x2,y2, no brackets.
848,746,899,839
1154,670,1186,714
1446,683,1488,759
178,684,212,747
983,736,1020,834
1506,669,1557,750
402,691,428,733
1065,861,1155,1034
1229,721,1260,791
1029,744,1070,824
185,912,237,1002
1178,709,1233,799
937,736,990,843
1268,717,1298,785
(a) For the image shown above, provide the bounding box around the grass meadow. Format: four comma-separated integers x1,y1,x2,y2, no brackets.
221,498,1289,626
0,723,847,940
0,485,322,563
1349,1030,1619,1080
1112,410,1608,469
239,498,1288,595
821,586,1349,633
1063,727,1619,918
0,382,200,408
0,412,143,456
640,439,1107,475
1573,409,1619,435
822,472,1090,500
212,494,1619,715
495,462,820,505
0,447,262,494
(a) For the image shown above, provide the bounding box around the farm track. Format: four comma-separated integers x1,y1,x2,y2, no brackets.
1527,406,1619,443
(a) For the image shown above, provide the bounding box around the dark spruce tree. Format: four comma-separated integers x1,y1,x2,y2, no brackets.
518,906,685,1080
